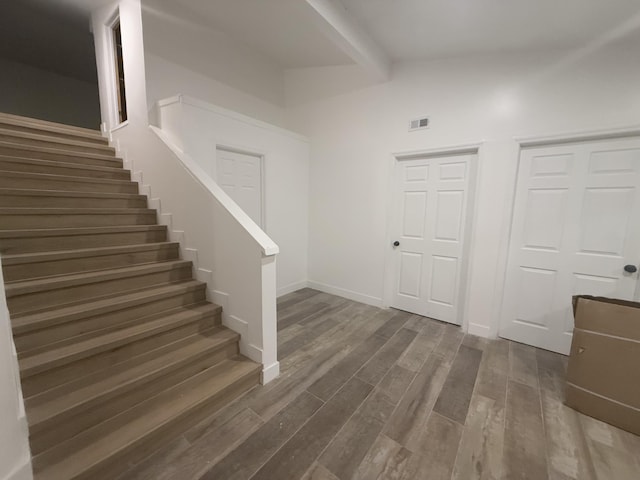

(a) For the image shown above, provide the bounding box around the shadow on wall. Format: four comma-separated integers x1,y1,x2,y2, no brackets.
0,1,102,129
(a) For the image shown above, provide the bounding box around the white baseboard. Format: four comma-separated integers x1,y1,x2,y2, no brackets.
224,313,249,338
261,361,280,384
277,280,308,297
468,322,493,338
239,341,263,364
307,281,383,308
4,457,33,480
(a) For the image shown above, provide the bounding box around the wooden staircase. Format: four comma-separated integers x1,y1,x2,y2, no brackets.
0,113,261,480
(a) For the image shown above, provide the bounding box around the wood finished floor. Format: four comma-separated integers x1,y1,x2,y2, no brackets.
117,289,640,480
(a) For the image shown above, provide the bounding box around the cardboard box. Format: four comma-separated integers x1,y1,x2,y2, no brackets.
566,295,640,435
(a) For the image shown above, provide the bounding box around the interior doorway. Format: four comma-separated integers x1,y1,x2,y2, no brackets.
386,147,478,325
499,135,640,354
215,147,265,228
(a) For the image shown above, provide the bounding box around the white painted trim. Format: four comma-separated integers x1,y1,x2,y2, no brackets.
468,323,492,338
159,94,309,143
110,120,129,133
261,361,280,384
215,145,267,230
223,314,249,338
103,7,121,130
149,125,279,256
3,456,33,480
459,148,482,335
491,142,523,340
384,143,482,329
392,142,484,160
216,143,268,159
382,147,400,309
307,280,383,307
515,125,640,147
239,342,266,370
278,280,309,297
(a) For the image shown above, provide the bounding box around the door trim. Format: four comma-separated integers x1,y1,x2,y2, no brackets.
383,142,482,330
515,125,640,148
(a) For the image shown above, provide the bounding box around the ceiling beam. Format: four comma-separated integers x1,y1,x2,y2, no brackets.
304,0,391,81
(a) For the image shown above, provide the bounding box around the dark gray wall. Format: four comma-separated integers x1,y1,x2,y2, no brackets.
0,1,101,128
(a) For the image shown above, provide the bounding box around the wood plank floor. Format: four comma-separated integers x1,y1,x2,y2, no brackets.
117,289,640,480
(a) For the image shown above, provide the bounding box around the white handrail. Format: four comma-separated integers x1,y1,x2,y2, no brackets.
149,125,279,257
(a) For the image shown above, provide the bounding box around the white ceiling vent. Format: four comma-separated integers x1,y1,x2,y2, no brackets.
409,117,430,131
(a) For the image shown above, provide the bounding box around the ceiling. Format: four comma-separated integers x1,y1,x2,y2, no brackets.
4,0,640,83
142,0,640,70
142,0,354,68
342,0,640,61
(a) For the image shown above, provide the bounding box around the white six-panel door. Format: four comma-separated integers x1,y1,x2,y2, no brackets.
500,137,640,354
216,148,263,227
390,154,472,324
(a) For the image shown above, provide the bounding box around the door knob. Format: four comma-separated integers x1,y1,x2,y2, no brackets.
393,241,400,247
624,264,638,273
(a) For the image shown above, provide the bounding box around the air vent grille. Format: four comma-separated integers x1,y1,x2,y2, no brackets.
409,117,430,131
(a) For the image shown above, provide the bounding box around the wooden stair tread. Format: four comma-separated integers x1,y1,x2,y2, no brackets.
5,259,191,294
28,329,238,429
11,280,205,334
2,242,177,265
0,154,128,174
0,140,121,163
35,357,260,480
0,128,115,153
19,303,221,377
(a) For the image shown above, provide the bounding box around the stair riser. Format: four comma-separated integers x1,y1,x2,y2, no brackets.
0,212,157,229
3,245,180,282
7,265,193,315
0,133,115,155
0,175,138,194
0,229,167,255
0,122,108,145
22,312,220,398
0,194,146,209
15,287,207,354
30,341,239,455
0,113,102,135
0,158,129,179
0,145,121,168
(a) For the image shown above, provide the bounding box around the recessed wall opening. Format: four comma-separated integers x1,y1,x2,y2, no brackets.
112,19,127,124
215,146,265,229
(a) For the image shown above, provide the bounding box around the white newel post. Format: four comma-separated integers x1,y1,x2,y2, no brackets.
260,254,279,384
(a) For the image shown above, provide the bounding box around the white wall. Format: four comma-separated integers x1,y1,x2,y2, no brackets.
92,0,279,382
285,43,640,337
145,53,287,128
0,57,101,129
141,3,286,126
0,263,32,480
156,96,310,297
